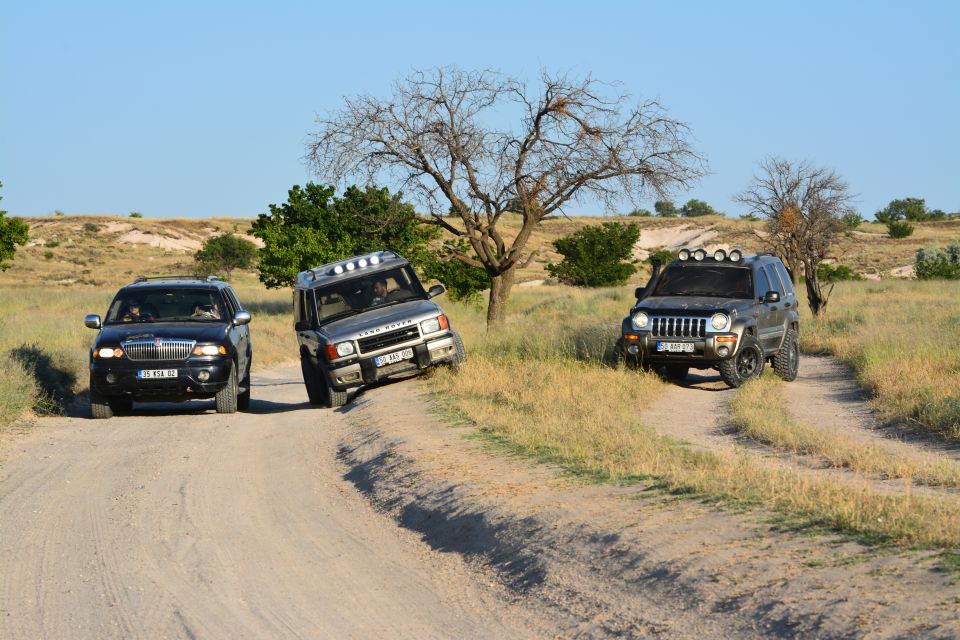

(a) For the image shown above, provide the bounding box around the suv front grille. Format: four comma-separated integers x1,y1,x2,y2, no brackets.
122,339,196,361
651,316,707,338
358,327,420,354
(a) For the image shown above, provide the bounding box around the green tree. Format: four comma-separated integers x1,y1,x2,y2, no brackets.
195,233,258,279
423,239,489,302
251,183,440,288
628,207,653,217
840,211,864,228
915,244,960,280
680,198,721,217
654,200,679,217
546,222,640,286
0,181,29,271
886,220,914,238
875,197,929,223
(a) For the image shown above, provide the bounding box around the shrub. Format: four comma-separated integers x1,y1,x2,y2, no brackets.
82,222,100,234
628,208,652,217
647,248,679,267
680,198,722,217
546,222,640,287
54,210,65,217
817,263,863,283
45,239,60,248
915,244,960,280
739,212,761,222
654,200,679,217
129,211,143,218
0,181,29,271
840,211,865,228
194,232,258,279
886,220,914,238
44,251,54,260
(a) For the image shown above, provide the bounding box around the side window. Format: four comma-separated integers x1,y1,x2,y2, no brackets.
294,290,303,322
225,287,243,311
304,290,317,326
774,261,795,297
221,290,237,318
764,265,784,296
755,267,770,298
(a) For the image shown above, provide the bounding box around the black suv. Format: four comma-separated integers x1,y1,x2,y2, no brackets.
84,275,253,418
294,251,465,408
616,249,800,388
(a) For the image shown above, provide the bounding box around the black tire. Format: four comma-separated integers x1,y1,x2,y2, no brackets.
322,379,348,409
238,362,251,411
662,365,689,381
215,361,238,414
451,331,467,370
718,335,765,388
90,390,114,419
772,329,800,382
301,356,324,405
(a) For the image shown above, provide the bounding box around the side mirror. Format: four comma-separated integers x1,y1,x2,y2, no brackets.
634,287,645,299
427,284,446,298
84,314,101,330
763,291,780,303
233,310,252,326
294,320,311,332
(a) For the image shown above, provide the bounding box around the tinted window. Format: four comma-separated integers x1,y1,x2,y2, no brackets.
105,288,225,324
764,266,784,296
774,261,795,296
755,268,771,297
652,266,753,299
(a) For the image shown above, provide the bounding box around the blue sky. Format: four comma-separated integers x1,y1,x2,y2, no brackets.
2,1,957,219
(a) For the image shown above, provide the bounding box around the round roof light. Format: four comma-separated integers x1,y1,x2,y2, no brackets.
678,249,691,261
713,249,727,262
306,271,315,281
369,254,381,265
729,250,743,263
693,249,706,261
333,265,344,275
345,262,356,271
358,258,368,268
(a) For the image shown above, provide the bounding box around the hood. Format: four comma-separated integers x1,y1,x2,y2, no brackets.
633,296,755,315
96,322,230,345
321,299,442,341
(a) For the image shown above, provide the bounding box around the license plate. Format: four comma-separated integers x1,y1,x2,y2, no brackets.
656,342,694,353
375,348,414,367
138,369,178,379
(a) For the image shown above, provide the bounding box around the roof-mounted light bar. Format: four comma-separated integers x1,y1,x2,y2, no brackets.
676,248,745,263
327,252,387,277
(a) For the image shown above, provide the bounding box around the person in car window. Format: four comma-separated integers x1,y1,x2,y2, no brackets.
122,301,155,322
192,302,221,319
371,279,388,305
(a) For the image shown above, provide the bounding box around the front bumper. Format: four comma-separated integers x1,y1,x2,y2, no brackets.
324,334,458,391
621,332,739,366
90,357,232,398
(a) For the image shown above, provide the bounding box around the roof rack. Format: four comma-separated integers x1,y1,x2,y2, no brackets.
132,274,218,283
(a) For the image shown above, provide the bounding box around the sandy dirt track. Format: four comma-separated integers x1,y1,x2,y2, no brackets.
0,368,541,640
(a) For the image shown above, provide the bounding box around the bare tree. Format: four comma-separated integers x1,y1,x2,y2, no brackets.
307,67,706,327
735,158,856,317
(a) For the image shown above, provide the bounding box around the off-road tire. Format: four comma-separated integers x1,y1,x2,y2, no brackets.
300,357,324,405
718,335,765,388
90,390,114,419
215,361,238,414
237,361,252,411
662,365,689,381
322,380,348,409
772,329,800,382
451,331,467,370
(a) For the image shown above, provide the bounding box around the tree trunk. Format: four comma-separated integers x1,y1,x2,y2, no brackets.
486,269,516,328
785,255,801,286
803,259,828,318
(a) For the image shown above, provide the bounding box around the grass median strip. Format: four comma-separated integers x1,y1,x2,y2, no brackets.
729,374,960,488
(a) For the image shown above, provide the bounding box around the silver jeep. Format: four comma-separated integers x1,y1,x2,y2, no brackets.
293,251,466,407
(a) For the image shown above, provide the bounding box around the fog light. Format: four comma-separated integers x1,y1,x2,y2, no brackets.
718,346,730,357
106,373,117,384
627,344,640,354
197,370,211,382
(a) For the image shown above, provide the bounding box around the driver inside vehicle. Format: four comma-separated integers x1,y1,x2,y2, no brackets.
191,302,221,319
122,301,155,322
370,279,389,305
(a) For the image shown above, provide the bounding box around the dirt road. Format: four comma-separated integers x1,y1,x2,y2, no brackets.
0,368,541,639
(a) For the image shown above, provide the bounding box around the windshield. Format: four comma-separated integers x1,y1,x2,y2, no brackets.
105,288,226,324
312,266,425,322
652,265,753,299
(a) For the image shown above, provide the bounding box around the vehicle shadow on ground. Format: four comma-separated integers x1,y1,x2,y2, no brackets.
674,371,730,392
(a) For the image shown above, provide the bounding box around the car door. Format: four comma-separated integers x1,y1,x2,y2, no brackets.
224,287,250,376
762,264,786,349
754,266,780,352
296,289,322,366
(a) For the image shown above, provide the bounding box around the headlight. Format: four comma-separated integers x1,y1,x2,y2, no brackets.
710,313,730,331
420,315,449,335
193,344,227,356
96,347,123,358
632,311,649,329
336,341,355,357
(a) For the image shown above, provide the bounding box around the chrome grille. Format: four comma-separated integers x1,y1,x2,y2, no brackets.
358,326,420,354
651,316,707,338
122,338,196,361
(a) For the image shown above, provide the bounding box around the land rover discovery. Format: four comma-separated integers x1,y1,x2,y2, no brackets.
84,275,253,418
615,249,800,388
293,251,465,408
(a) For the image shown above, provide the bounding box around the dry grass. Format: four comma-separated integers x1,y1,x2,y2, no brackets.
730,375,960,488
802,280,960,439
